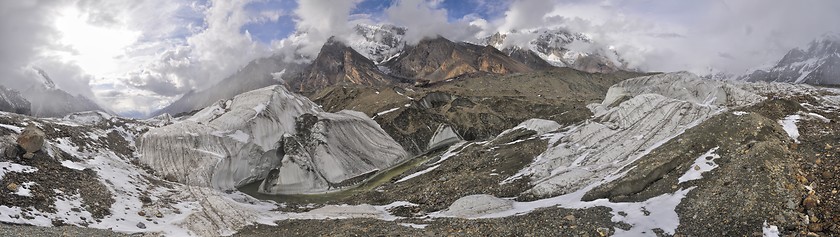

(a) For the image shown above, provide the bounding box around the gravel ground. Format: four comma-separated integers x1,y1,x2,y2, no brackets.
235,206,615,237
0,223,141,237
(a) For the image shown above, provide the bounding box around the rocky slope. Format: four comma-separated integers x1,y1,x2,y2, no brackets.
311,68,650,155
383,37,534,83
243,72,839,236
0,86,30,115
0,70,838,236
286,38,399,93
744,34,840,85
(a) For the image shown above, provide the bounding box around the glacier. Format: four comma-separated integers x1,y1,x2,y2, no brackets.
138,85,408,194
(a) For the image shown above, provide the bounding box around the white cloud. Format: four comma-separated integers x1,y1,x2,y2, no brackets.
385,0,482,44
4,0,840,117
292,0,360,57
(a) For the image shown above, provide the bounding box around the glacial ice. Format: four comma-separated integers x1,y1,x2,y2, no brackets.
138,85,408,194
513,72,764,197
426,124,462,151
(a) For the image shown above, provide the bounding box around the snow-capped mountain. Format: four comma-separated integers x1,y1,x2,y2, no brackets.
743,34,840,85
485,29,628,73
17,68,106,117
347,24,407,64
153,54,306,117
0,85,30,115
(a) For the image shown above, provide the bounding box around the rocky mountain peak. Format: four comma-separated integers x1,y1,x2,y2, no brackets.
744,34,840,85
483,29,627,73
348,24,407,64
288,37,395,93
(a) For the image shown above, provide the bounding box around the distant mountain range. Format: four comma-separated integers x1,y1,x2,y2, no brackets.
0,67,105,117
743,34,840,85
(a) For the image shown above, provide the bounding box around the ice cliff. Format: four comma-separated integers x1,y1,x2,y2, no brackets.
138,85,408,194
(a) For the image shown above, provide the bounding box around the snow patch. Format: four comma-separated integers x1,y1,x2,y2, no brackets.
678,147,721,184
395,164,440,183
14,181,35,197
61,160,86,170
778,115,801,143
0,124,22,133
398,223,428,229
0,162,38,180
763,221,780,237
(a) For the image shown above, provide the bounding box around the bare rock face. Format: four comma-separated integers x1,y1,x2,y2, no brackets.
16,124,45,158
288,37,397,93
384,37,532,83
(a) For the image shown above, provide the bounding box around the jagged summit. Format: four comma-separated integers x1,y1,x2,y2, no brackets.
483,29,628,73
743,33,840,85
348,24,407,64
20,67,105,117
287,37,397,93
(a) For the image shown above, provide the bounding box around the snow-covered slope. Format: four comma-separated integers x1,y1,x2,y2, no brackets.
347,24,406,64
138,85,407,194
485,29,628,73
0,85,30,115
743,34,840,85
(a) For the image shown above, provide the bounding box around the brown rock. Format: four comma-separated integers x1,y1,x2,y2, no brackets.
16,124,45,159
823,171,835,179
6,182,18,192
137,210,146,216
804,193,820,210
809,222,824,232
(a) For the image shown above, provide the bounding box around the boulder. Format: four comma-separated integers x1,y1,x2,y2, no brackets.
16,124,45,158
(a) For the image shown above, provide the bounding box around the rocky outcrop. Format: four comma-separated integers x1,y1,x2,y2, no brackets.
16,124,45,158
384,37,532,83
287,38,398,93
138,85,407,194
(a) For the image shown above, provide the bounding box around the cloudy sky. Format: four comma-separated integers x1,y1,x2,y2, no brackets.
1,0,839,117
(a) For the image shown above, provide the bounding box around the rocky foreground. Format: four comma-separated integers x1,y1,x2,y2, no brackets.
0,71,838,236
